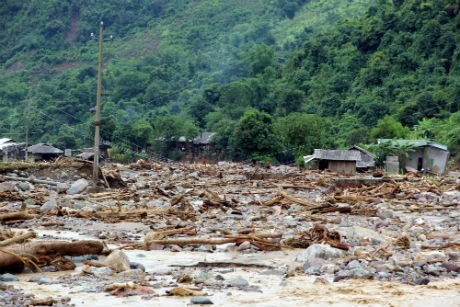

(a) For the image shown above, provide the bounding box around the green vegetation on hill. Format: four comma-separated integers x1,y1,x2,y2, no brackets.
1,0,459,164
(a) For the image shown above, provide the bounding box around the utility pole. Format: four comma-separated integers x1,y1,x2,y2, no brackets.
25,99,31,161
93,21,104,185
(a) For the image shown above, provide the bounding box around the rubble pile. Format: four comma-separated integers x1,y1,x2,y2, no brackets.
0,159,458,305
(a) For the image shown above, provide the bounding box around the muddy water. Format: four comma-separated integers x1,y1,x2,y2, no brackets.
7,229,460,307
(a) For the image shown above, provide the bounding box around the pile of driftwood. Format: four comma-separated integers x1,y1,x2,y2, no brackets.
0,229,104,273
144,224,349,252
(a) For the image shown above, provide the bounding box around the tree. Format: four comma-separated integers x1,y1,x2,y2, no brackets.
131,120,153,149
276,113,333,158
231,109,278,159
370,115,409,141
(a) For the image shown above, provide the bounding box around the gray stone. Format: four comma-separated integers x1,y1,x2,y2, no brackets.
424,264,442,276
92,267,113,277
28,276,51,284
287,204,304,214
130,262,146,271
413,277,430,285
237,241,251,251
188,171,200,180
378,209,394,219
105,250,130,272
338,226,387,245
67,178,89,195
40,199,57,212
17,182,33,191
116,269,145,280
296,244,346,262
229,276,249,287
259,269,286,276
303,263,322,274
349,268,372,278
441,261,460,272
23,198,37,207
0,182,15,192
56,182,69,193
347,260,362,270
195,271,214,283
321,263,338,274
190,297,213,304
0,273,19,282
414,251,447,264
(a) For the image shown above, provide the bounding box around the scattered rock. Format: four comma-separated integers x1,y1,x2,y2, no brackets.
17,182,33,191
413,277,430,285
188,171,200,180
105,250,130,272
229,276,249,287
296,244,346,263
0,273,19,282
414,251,447,264
0,182,15,192
129,262,146,271
195,271,214,283
67,178,89,195
237,241,251,251
338,226,387,245
441,262,460,272
40,199,57,212
56,182,70,193
190,297,213,304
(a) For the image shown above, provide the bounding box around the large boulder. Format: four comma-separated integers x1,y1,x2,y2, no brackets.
105,250,130,272
40,199,57,212
296,243,346,263
338,226,387,245
67,178,89,195
414,251,447,264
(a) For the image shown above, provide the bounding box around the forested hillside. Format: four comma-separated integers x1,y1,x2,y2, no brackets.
1,0,459,163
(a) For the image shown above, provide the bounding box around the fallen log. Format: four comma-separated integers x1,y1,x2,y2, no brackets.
262,195,284,206
146,237,236,246
284,224,349,251
145,232,283,251
145,227,197,245
171,261,274,269
0,211,38,223
3,176,61,186
0,240,104,273
278,191,317,208
0,231,36,247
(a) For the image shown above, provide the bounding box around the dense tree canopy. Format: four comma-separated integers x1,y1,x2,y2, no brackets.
1,0,460,163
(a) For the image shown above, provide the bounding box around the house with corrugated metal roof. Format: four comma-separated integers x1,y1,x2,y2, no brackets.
378,139,449,175
348,145,376,170
0,138,26,162
304,149,361,175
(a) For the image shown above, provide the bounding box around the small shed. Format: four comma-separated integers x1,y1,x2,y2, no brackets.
378,139,449,175
304,149,361,175
193,132,216,145
348,145,375,170
27,143,63,161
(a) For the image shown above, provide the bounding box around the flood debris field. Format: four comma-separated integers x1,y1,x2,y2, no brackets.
0,158,459,306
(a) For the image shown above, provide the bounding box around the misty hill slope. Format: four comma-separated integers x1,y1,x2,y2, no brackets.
1,0,459,162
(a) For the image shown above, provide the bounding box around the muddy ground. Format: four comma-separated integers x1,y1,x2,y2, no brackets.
0,159,459,306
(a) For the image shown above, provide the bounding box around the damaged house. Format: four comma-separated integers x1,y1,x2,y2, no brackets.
304,149,361,175
348,145,376,170
0,138,26,162
27,143,63,161
379,139,449,175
